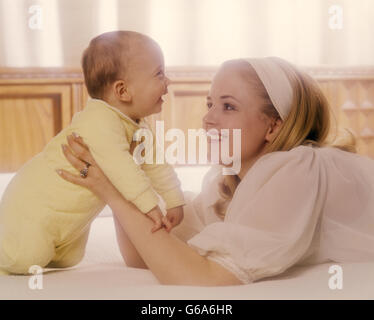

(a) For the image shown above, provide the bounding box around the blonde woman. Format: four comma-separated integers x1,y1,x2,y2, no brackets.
57,57,374,286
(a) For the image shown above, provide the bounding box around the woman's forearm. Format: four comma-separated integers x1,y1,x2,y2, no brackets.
104,187,242,286
113,214,148,269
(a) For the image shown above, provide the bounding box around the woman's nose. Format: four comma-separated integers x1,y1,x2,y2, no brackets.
203,106,218,127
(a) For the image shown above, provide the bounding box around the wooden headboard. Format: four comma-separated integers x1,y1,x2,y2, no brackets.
0,66,373,173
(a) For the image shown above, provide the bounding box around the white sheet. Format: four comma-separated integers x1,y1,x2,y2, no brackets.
0,173,15,199
0,216,373,300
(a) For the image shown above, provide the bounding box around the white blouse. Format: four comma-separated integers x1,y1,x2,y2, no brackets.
171,145,374,284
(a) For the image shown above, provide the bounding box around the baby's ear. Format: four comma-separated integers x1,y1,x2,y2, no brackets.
114,80,132,102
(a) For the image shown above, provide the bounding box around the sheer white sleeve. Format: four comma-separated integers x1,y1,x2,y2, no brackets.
188,146,326,283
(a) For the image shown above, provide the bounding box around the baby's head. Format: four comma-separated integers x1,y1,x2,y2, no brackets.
82,31,169,120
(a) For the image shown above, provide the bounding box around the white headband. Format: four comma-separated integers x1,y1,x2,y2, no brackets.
245,57,294,121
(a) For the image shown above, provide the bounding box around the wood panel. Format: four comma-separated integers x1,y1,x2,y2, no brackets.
0,96,59,171
0,68,86,172
0,66,373,172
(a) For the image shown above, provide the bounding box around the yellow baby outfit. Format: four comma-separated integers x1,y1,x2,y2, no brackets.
0,99,185,274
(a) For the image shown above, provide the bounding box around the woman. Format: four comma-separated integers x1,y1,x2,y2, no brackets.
57,57,374,286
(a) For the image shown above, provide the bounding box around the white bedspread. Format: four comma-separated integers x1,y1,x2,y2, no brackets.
0,216,373,300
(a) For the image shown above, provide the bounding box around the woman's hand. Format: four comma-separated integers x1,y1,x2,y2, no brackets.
56,132,116,202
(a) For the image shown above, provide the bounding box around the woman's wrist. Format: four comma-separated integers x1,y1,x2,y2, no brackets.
100,181,124,205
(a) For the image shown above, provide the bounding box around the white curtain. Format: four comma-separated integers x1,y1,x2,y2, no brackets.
0,0,373,67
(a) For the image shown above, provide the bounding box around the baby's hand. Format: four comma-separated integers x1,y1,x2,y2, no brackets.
166,206,184,229
146,208,172,233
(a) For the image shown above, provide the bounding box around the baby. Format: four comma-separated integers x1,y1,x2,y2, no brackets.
0,31,185,275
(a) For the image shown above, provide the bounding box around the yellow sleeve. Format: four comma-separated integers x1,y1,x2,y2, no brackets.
140,125,185,210
71,108,159,214
142,162,186,210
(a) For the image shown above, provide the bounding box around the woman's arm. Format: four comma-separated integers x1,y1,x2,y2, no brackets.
112,214,148,269
106,188,241,286
58,134,242,286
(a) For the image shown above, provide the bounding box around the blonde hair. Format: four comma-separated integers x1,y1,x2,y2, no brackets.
213,58,357,219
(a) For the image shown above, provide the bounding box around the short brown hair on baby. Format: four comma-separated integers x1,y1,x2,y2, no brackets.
81,30,154,99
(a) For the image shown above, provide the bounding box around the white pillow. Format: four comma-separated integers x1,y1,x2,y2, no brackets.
0,173,16,200
98,205,113,217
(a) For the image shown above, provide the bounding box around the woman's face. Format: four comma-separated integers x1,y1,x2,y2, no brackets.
203,63,276,176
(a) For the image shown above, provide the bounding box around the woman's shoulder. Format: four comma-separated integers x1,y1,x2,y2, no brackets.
249,144,374,187
254,144,364,168
294,144,374,170
251,145,319,174
201,146,320,194
228,146,327,221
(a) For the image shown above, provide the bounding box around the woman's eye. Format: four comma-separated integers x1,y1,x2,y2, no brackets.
224,103,235,111
157,71,164,77
207,103,212,109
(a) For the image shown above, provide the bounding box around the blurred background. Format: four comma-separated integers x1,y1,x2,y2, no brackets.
0,0,373,67
0,0,373,194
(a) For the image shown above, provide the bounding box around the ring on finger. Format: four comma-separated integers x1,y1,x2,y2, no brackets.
83,161,91,168
80,162,91,178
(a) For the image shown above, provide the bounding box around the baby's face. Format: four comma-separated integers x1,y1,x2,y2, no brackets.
125,41,170,118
